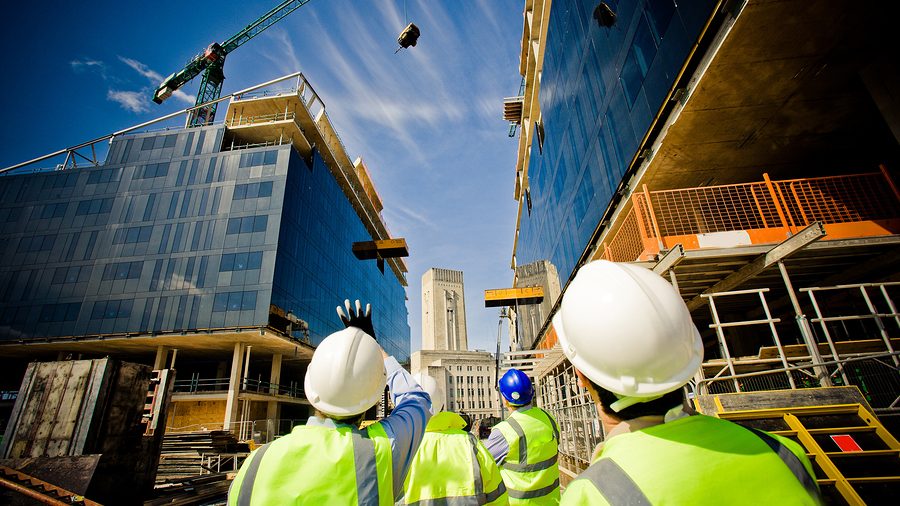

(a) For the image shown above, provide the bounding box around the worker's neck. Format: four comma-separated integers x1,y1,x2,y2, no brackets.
506,402,531,413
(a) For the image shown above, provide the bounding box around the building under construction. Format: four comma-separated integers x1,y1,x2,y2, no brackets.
503,0,900,503
0,73,410,443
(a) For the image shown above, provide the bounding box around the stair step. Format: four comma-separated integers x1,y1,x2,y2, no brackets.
846,476,900,483
825,449,899,457
807,426,876,435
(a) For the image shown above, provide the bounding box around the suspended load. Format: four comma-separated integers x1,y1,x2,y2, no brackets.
397,23,421,49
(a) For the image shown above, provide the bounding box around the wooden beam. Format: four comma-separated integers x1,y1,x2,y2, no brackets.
687,223,826,311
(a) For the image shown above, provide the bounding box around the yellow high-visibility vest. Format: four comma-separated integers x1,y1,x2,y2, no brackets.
562,414,822,505
494,407,560,505
402,411,508,505
228,422,393,506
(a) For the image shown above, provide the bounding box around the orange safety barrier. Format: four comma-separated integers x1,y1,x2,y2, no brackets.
598,166,900,262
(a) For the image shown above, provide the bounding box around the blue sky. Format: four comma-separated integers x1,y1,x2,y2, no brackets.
1,0,523,353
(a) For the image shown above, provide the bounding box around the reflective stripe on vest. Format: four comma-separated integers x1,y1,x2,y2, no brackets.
497,407,560,502
569,416,822,505
404,431,505,506
232,422,392,506
574,459,650,506
745,427,823,503
236,443,272,506
351,427,379,505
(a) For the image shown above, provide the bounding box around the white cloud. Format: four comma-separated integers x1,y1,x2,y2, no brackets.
260,28,302,75
70,58,105,71
107,90,149,113
118,56,196,105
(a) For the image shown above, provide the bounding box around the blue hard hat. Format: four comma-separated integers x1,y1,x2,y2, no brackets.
499,369,533,406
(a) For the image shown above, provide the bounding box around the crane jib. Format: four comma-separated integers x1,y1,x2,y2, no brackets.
152,0,314,121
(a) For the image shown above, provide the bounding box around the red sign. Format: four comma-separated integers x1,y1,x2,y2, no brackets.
830,434,863,452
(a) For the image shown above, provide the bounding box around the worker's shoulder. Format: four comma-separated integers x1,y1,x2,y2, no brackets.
561,468,612,505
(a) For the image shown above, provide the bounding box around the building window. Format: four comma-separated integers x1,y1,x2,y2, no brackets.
226,215,268,235
91,300,133,319
219,251,264,272
52,266,89,285
239,150,278,168
86,168,121,184
17,234,56,252
40,203,68,219
212,290,258,312
102,261,143,280
112,226,152,244
621,14,659,107
233,181,274,200
137,162,169,179
38,303,81,323
75,198,114,216
42,173,78,189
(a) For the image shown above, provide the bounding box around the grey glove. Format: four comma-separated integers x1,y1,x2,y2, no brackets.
336,299,376,341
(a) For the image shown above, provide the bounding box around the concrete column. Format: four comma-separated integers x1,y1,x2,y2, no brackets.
268,354,282,394
224,343,245,430
153,346,169,370
267,354,283,421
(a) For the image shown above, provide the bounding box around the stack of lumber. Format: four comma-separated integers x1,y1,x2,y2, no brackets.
146,473,232,506
156,431,249,482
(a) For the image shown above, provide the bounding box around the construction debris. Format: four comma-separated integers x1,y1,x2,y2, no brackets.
157,432,249,483
146,473,233,506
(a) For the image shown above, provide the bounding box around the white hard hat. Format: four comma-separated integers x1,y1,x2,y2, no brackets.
553,260,703,399
305,327,386,418
413,372,445,413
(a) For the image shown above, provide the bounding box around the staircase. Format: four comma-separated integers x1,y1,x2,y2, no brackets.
706,396,900,504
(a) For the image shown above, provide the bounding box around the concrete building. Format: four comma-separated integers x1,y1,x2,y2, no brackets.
511,259,561,351
504,0,900,495
421,268,468,351
0,75,410,439
414,267,501,422
412,349,501,422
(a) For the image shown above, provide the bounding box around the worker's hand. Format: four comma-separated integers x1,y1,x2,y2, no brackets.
336,299,377,341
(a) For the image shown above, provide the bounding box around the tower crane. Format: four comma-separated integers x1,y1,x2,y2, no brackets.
153,0,314,127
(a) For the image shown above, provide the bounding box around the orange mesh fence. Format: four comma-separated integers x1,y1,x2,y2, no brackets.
602,170,900,262
774,173,900,227
648,182,781,236
605,206,646,262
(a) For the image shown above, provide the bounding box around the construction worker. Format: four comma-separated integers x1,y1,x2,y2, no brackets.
228,300,431,505
399,373,508,505
554,260,823,505
486,369,560,505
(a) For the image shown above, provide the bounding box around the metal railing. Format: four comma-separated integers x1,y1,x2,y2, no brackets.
225,111,297,127
697,352,900,413
601,168,900,262
200,453,249,475
802,282,900,375
172,376,304,398
249,418,306,444
698,281,900,412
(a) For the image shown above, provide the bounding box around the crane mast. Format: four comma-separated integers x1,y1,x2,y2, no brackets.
153,0,313,127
